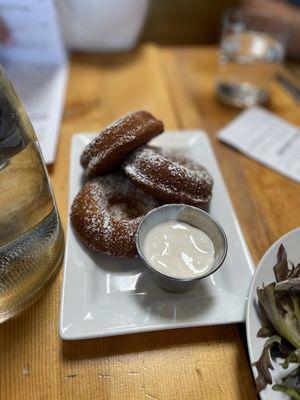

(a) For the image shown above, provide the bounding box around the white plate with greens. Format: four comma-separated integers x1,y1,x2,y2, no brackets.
246,228,300,400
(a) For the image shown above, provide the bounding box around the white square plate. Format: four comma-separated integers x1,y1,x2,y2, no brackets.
60,131,254,339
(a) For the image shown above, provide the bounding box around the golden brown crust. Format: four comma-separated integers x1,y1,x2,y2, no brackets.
70,174,159,257
123,148,213,208
80,111,164,178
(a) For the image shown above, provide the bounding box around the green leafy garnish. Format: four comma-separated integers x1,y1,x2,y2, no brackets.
257,283,300,349
254,244,300,398
252,335,281,392
273,384,300,400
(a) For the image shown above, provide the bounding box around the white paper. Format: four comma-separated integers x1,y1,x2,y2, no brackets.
0,0,66,64
0,0,68,164
218,107,300,183
3,61,68,164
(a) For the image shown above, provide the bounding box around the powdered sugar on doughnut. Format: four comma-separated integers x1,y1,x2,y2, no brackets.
80,111,164,178
70,174,159,257
123,147,213,207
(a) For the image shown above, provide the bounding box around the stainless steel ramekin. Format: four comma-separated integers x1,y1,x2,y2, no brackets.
136,204,228,293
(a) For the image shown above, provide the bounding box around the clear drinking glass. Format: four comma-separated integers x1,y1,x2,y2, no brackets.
216,8,290,107
0,66,64,322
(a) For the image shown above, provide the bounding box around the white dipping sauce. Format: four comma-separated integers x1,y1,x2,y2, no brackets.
143,220,215,278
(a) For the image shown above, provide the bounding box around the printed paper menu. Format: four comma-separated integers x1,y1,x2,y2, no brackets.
218,107,300,183
0,0,68,164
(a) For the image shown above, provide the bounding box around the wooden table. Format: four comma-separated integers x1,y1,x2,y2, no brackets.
1,45,300,400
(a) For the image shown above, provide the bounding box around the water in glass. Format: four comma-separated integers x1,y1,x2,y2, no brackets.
0,67,64,322
217,30,284,107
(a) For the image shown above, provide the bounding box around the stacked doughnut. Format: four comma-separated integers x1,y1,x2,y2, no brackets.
71,111,213,257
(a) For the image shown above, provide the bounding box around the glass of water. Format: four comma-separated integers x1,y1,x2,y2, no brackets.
0,66,64,322
216,8,291,107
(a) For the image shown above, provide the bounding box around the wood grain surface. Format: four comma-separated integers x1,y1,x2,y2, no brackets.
0,45,299,400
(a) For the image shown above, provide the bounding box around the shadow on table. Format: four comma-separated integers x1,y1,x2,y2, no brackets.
62,321,241,360
132,270,215,320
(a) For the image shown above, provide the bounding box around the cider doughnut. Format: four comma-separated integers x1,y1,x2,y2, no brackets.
70,174,159,257
80,111,164,178
123,148,213,208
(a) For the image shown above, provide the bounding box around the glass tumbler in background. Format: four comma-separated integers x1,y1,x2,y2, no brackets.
0,66,64,322
216,9,291,107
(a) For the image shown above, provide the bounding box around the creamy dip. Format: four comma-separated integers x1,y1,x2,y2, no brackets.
142,220,215,278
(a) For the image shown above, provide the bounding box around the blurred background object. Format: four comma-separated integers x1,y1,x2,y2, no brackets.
0,16,10,45
216,8,290,107
141,0,300,61
0,0,299,127
243,0,300,60
1,0,300,56
141,0,238,45
0,0,68,165
55,0,300,61
56,0,149,51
